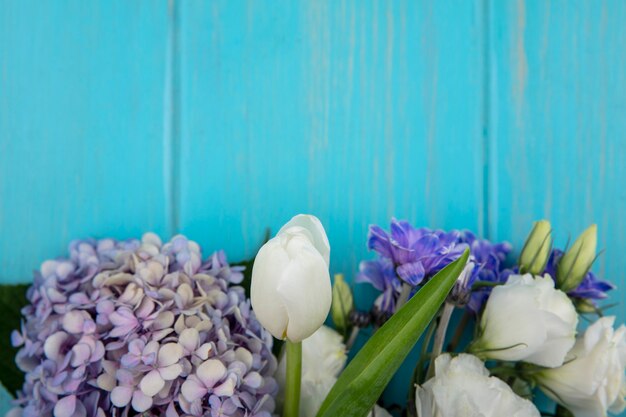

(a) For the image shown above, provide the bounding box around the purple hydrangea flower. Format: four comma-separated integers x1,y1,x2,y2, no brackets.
10,233,278,417
544,249,615,302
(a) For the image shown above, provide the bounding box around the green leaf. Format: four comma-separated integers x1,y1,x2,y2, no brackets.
0,284,29,397
316,249,469,417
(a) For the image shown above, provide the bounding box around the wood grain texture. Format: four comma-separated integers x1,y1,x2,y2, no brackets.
489,0,626,321
177,0,485,280
0,1,169,285
176,0,485,407
2,0,626,414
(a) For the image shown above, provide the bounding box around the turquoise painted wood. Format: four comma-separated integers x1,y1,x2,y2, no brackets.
489,0,626,321
1,0,625,415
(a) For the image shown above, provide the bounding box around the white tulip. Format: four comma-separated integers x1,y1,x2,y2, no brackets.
416,354,540,417
251,214,331,342
536,316,626,417
276,325,347,417
472,273,578,367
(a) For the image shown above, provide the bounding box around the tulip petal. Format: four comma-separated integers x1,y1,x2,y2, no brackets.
250,240,291,339
278,214,330,267
277,243,331,342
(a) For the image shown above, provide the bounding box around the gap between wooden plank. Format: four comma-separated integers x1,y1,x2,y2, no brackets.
164,0,181,236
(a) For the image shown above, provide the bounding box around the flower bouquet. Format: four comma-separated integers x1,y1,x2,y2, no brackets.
2,215,624,417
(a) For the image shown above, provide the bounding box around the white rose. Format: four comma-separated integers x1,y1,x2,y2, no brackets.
277,325,347,417
472,274,578,367
415,353,540,417
536,316,626,417
251,214,331,342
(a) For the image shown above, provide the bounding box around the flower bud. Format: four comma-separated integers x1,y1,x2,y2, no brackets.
557,224,597,292
519,220,552,275
251,214,331,342
331,274,353,332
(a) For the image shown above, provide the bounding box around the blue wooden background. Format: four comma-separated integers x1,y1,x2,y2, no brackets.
1,0,626,414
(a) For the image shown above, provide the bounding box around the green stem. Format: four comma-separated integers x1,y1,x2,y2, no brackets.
345,326,361,351
395,283,413,310
426,302,454,380
283,340,302,417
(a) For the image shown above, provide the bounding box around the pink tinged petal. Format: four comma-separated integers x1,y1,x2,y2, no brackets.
159,364,183,381
243,372,263,388
109,307,137,326
213,376,236,397
196,343,212,360
166,402,180,417
71,344,91,367
116,368,135,385
144,341,160,357
140,369,166,397
54,395,76,417
128,339,145,355
62,311,85,334
90,340,105,362
96,373,116,392
111,386,133,407
153,311,175,330
132,390,153,412
152,328,174,341
135,298,156,319
181,376,208,402
179,328,200,354
44,332,69,361
196,359,227,387
235,348,253,369
158,343,183,367
82,320,97,334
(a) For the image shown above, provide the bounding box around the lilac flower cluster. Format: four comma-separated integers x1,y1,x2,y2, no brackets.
356,220,511,314
9,234,278,417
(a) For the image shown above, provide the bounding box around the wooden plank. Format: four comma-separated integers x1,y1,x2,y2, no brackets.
177,0,485,273
177,0,486,407
0,0,170,284
489,0,626,321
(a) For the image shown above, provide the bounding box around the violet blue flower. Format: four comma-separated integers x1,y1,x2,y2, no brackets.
545,249,615,302
358,221,511,315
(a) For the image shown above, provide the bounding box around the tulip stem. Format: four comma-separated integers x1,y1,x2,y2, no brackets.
426,302,454,380
283,340,302,417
